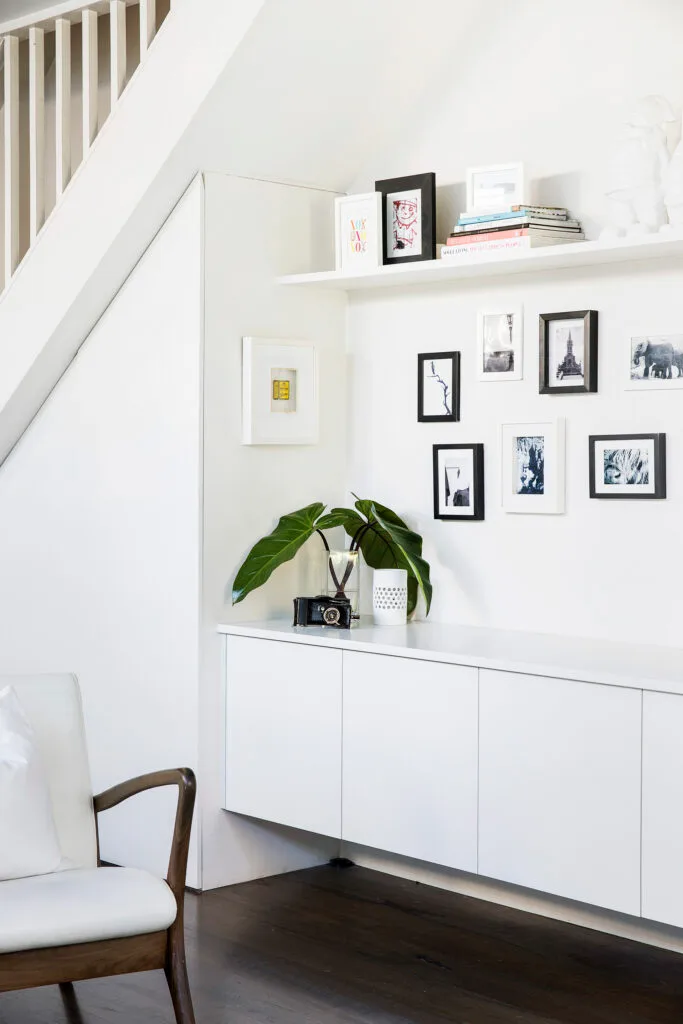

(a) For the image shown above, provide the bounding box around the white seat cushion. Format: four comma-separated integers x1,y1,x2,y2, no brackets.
0,866,177,953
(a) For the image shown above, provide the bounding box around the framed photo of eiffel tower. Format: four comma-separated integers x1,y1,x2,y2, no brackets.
539,310,598,394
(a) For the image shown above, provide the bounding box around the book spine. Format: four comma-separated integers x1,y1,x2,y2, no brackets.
511,204,568,217
447,227,530,244
456,216,578,232
441,238,532,256
458,210,525,225
459,207,569,226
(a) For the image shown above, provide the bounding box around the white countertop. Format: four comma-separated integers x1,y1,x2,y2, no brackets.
217,618,683,695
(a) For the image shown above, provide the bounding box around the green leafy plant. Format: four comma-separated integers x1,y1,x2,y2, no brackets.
232,497,432,617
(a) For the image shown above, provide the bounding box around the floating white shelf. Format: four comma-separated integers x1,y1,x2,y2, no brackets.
279,230,683,291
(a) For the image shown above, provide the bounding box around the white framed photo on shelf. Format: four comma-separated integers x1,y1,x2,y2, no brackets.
626,335,683,390
466,162,526,215
242,337,318,445
334,192,383,273
477,306,523,381
501,419,566,514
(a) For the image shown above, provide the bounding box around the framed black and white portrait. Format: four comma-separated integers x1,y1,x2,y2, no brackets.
589,433,666,499
433,444,485,521
375,172,436,266
627,335,683,390
418,352,460,422
539,310,598,394
477,307,523,381
501,419,565,514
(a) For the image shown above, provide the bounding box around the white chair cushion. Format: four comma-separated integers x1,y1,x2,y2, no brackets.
0,686,63,881
0,867,177,953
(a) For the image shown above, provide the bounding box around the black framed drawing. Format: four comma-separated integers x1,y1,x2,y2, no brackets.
375,172,436,265
433,444,485,521
539,310,598,394
589,433,666,499
418,352,460,422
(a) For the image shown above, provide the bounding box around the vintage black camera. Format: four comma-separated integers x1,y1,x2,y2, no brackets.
293,594,352,629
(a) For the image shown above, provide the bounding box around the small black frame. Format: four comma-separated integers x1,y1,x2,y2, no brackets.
433,443,485,521
539,310,598,394
418,351,460,422
589,433,667,499
375,172,436,266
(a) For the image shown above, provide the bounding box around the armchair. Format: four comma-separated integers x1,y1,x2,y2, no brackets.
0,674,196,1024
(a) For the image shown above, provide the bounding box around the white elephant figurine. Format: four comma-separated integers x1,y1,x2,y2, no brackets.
664,114,683,228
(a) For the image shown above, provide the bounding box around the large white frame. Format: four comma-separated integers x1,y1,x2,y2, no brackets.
501,418,566,514
242,337,318,445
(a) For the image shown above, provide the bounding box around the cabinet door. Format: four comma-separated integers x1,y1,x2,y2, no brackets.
342,651,478,871
479,670,641,915
642,691,683,926
225,636,342,837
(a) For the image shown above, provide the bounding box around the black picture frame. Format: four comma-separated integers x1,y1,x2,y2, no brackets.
589,433,666,499
418,352,460,422
539,310,598,394
433,444,485,521
375,172,436,266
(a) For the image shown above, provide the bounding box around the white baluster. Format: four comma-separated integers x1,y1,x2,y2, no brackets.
29,26,46,243
55,18,72,198
110,1,127,105
139,0,156,56
82,9,98,157
4,35,19,288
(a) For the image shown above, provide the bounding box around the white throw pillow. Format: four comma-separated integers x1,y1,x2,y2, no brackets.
0,685,63,880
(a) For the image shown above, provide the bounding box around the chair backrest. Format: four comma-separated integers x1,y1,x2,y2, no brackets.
1,674,98,870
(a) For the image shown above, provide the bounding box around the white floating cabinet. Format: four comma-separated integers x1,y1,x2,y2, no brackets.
342,652,478,871
642,691,683,927
224,635,343,838
478,670,641,916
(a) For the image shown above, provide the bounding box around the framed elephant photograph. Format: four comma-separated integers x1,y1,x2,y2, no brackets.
627,334,683,389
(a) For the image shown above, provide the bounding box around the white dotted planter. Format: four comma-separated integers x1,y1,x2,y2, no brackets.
372,568,408,626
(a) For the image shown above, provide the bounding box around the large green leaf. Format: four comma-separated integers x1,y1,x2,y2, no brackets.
371,503,432,615
232,503,325,605
315,509,366,537
349,501,415,615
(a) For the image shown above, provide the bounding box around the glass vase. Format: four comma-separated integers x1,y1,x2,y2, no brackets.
321,549,360,615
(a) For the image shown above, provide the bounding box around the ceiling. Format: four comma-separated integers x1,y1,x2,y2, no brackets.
0,0,49,19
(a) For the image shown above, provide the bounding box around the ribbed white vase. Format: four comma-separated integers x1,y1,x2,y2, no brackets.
372,568,408,626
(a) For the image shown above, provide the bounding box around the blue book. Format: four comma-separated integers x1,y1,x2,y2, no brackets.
459,207,567,226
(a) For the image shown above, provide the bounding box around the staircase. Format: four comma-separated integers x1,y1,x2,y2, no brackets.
1,0,170,290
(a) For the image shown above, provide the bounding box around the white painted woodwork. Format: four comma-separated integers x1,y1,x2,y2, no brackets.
3,35,19,288
29,27,46,242
139,0,155,55
478,669,641,915
225,636,343,838
642,691,683,927
110,0,126,105
55,19,72,197
81,9,98,156
342,651,478,871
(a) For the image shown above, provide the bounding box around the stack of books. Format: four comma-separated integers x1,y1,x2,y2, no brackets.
440,205,584,259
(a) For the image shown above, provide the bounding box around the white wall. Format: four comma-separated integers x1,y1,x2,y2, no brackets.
0,177,203,886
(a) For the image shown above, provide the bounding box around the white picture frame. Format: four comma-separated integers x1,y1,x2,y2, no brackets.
242,337,318,445
625,334,683,390
477,306,524,381
334,192,383,273
501,419,566,514
466,162,526,215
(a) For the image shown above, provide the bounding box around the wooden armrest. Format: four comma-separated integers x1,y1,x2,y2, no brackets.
94,768,196,899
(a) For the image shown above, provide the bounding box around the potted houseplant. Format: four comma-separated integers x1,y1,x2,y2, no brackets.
232,497,432,618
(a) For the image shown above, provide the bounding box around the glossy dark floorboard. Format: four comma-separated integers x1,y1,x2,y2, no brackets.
2,864,683,1024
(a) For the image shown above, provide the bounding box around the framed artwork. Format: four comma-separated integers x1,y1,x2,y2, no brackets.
539,310,598,394
501,419,565,514
242,337,317,445
466,162,526,214
433,444,485,520
375,172,436,265
418,351,460,422
627,335,683,389
477,306,523,381
589,433,666,499
334,192,382,273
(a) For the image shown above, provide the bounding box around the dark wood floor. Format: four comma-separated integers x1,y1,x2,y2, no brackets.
2,864,683,1023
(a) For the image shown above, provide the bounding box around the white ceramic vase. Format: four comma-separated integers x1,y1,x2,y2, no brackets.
372,568,408,626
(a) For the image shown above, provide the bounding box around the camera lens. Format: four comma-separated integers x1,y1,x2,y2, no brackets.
322,606,341,625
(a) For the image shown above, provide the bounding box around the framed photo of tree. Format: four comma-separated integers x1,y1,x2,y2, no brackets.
418,351,460,422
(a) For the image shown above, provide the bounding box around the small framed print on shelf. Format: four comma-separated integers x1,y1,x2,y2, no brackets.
242,337,317,445
375,172,436,265
539,310,598,394
334,192,382,273
477,306,523,381
501,419,565,514
433,444,485,521
466,162,526,215
589,433,666,499
418,351,460,422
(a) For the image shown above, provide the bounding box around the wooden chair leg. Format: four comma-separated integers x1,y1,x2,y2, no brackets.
59,982,86,1024
164,927,196,1024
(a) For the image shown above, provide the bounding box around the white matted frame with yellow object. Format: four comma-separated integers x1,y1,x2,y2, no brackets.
242,337,318,445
